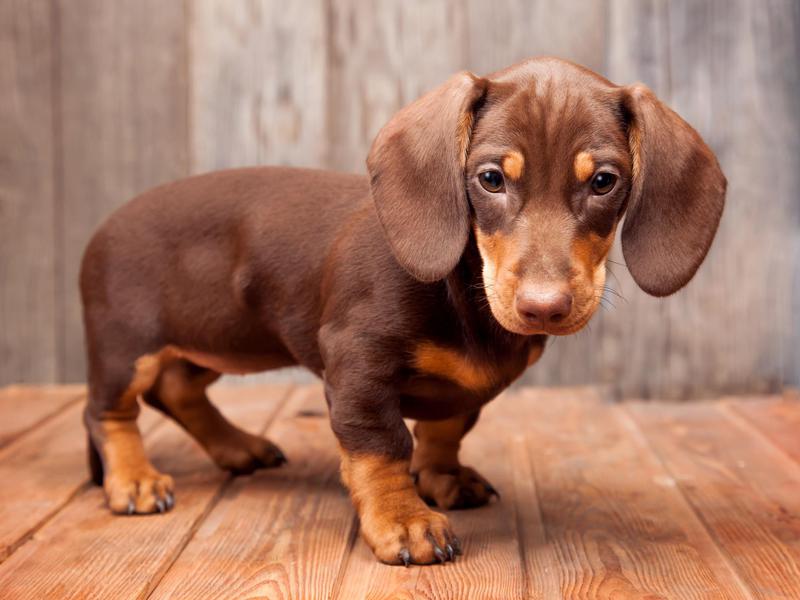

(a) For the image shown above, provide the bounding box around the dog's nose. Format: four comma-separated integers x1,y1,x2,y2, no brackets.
515,287,573,326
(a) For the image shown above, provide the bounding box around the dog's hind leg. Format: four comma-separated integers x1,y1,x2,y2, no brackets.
84,349,176,514
142,358,286,474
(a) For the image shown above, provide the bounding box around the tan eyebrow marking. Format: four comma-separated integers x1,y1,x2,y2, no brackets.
574,151,595,182
502,151,525,181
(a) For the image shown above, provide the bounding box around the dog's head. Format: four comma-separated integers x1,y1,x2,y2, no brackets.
367,57,725,336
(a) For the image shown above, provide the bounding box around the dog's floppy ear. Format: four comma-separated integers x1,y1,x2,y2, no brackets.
620,84,726,297
367,72,488,282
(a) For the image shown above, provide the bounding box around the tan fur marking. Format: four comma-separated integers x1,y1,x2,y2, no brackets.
572,230,615,275
414,342,496,392
574,151,595,182
475,227,527,334
91,417,174,514
527,341,545,366
457,112,475,167
629,126,642,181
340,451,454,564
502,150,525,180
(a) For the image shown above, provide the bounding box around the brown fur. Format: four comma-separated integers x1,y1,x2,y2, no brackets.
80,57,725,565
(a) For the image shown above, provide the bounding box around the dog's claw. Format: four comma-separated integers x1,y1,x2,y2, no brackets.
445,544,455,561
452,536,463,555
399,548,411,567
486,483,500,499
427,532,448,563
126,499,135,515
274,448,288,466
156,499,166,513
165,492,175,510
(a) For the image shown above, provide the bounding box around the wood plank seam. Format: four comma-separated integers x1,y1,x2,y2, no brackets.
327,514,360,600
721,401,800,471
142,384,295,600
50,0,66,384
0,406,167,565
511,435,536,600
0,480,91,564
617,404,758,600
0,390,83,451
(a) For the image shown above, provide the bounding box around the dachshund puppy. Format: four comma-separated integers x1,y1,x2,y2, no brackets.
80,57,725,565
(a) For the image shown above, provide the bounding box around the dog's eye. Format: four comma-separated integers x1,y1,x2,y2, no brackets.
479,170,505,193
590,172,617,195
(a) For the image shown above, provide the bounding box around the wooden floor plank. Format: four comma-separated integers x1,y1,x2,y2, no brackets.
333,391,530,600
725,396,800,466
628,401,800,599
0,384,292,599
0,396,162,562
0,384,85,448
150,385,355,600
518,388,752,600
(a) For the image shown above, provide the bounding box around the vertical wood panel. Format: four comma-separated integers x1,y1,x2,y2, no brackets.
56,0,190,381
0,1,797,397
189,0,328,173
0,0,58,383
326,0,467,173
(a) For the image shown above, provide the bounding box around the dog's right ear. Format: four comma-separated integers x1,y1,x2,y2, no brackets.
367,72,488,282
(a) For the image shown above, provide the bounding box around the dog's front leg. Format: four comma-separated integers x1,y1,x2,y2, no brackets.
324,379,460,565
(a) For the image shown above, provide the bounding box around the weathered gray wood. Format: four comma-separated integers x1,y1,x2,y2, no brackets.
56,1,190,381
326,0,467,173
0,0,58,383
0,0,798,399
189,0,329,173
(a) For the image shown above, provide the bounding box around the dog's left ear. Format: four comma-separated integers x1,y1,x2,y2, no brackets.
367,72,488,282
620,84,726,297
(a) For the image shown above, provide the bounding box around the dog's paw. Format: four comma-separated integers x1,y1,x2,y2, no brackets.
209,433,287,475
414,465,499,510
360,501,461,565
105,468,175,515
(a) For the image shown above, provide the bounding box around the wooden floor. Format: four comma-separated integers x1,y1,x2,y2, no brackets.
0,385,799,599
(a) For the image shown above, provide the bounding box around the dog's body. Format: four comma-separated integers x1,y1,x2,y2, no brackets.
81,58,725,565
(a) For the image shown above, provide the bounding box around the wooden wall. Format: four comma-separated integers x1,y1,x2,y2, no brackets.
1,0,797,398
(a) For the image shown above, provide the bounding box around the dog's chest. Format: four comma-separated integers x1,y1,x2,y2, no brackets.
399,339,544,419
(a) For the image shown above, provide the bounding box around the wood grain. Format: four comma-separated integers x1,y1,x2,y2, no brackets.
0,384,292,599
150,385,354,600
519,387,752,599
189,0,328,173
2,0,800,398
726,396,800,465
4,385,800,597
0,0,58,384
56,0,190,381
629,401,800,599
0,396,162,562
0,384,84,448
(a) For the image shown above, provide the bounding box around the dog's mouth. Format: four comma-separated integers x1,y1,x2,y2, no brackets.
482,285,601,337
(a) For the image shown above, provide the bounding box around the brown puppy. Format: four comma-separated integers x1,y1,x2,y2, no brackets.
80,57,725,565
